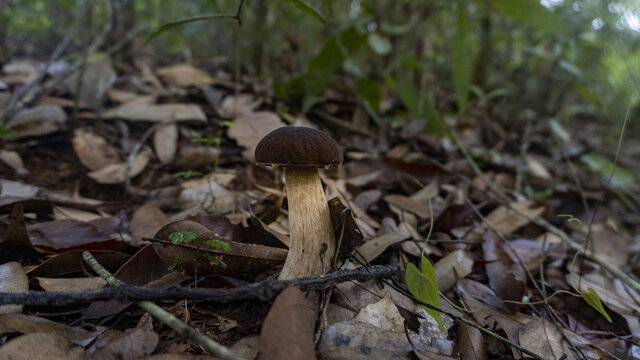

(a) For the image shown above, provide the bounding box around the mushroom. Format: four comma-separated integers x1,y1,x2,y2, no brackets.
255,126,342,279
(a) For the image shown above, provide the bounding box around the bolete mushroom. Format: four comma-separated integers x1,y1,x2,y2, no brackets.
255,126,342,279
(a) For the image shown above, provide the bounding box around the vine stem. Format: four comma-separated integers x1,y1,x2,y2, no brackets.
82,251,243,360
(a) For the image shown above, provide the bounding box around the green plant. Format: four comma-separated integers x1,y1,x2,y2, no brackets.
168,230,230,274
173,170,203,179
405,256,445,333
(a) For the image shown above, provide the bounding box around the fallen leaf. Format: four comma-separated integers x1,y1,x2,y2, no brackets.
590,223,631,267
86,313,159,359
384,194,431,219
1,60,38,85
53,205,103,222
227,111,284,162
7,104,67,139
483,230,526,314
518,318,564,360
130,203,171,245
0,313,95,340
219,94,259,118
259,286,316,360
328,197,364,258
483,200,544,236
27,250,130,278
0,262,28,314
63,53,115,107
72,128,120,171
152,221,287,276
153,123,178,163
358,231,411,262
107,88,143,103
28,217,123,252
317,321,413,359
174,145,221,168
0,332,85,360
88,147,151,184
156,64,215,87
354,293,404,332
452,323,487,360
434,249,473,291
36,276,106,292
0,149,28,174
102,103,206,122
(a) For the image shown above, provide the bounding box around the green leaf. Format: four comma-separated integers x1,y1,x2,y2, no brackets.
452,2,472,113
482,0,569,34
168,256,183,270
406,256,445,333
145,14,236,45
0,126,14,141
357,78,381,111
580,153,638,188
282,0,327,24
581,287,612,323
204,239,231,252
169,231,199,244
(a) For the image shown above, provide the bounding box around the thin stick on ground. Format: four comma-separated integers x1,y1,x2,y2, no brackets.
82,251,242,360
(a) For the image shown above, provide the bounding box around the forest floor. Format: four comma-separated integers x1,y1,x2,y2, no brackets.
0,54,639,360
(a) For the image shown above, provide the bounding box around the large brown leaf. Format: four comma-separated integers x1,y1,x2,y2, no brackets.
259,286,316,360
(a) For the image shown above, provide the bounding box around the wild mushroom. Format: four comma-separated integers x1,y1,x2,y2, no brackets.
255,126,342,279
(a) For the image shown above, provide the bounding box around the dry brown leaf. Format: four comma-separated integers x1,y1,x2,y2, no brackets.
219,94,259,118
36,277,106,292
484,200,544,235
72,128,120,171
130,203,170,245
175,145,220,168
152,221,287,276
88,147,151,184
53,205,102,222
0,332,85,360
317,321,413,359
156,64,215,87
0,313,95,340
518,318,564,360
153,123,178,164
102,103,206,122
384,194,431,219
87,313,158,360
28,217,121,250
354,293,404,332
483,230,526,313
7,104,67,139
63,53,115,107
227,111,284,162
1,60,38,85
179,178,236,213
358,231,411,262
0,262,28,314
434,249,473,291
590,223,631,267
0,149,27,175
259,286,316,360
452,323,487,360
107,88,142,103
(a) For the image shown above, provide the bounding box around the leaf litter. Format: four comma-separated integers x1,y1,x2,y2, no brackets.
0,54,638,360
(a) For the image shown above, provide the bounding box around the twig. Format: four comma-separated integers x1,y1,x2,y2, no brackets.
82,251,241,360
0,264,398,306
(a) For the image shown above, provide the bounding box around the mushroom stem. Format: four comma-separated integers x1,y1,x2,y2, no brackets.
279,167,335,280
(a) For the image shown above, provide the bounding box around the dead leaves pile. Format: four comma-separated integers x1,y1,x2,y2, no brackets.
1,56,639,360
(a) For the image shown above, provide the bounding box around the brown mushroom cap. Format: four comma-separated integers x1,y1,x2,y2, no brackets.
255,126,343,167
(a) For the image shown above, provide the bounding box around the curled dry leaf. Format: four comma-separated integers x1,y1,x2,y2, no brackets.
72,128,120,171
86,313,158,360
328,197,364,258
7,104,67,139
156,64,215,87
102,103,206,122
88,147,151,184
0,149,28,174
28,217,123,252
0,262,28,314
384,194,432,219
130,203,170,245
153,123,178,164
259,286,316,360
37,277,107,292
0,313,95,340
358,230,411,262
227,111,284,162
518,318,564,360
152,220,287,276
219,94,259,118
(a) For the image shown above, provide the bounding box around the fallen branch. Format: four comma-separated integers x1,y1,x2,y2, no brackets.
0,264,397,307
